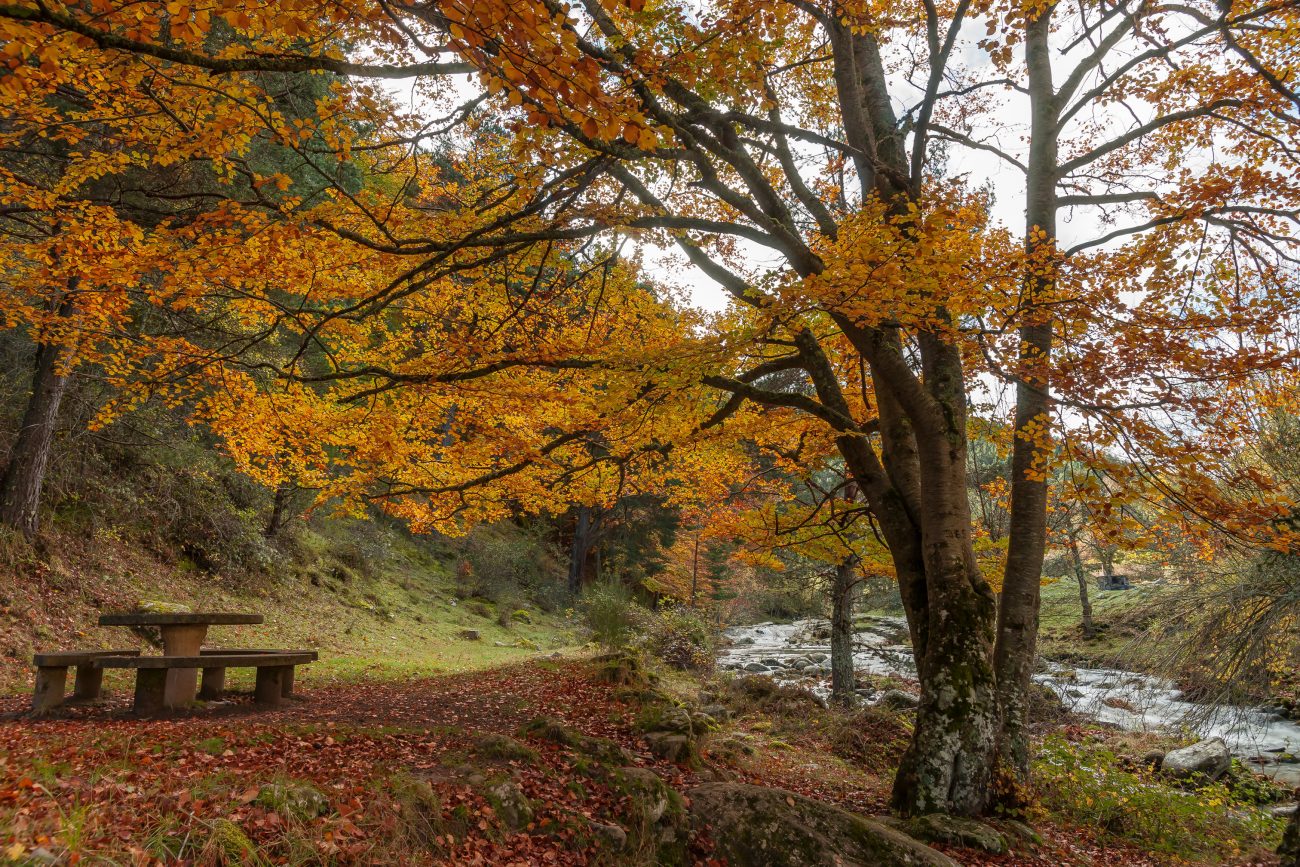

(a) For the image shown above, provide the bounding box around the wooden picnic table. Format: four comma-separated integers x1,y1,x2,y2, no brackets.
98,612,264,708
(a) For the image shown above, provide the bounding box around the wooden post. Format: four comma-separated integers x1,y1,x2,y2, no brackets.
133,669,167,716
32,666,67,713
160,623,208,708
254,666,288,706
280,665,295,698
71,664,103,701
198,667,226,700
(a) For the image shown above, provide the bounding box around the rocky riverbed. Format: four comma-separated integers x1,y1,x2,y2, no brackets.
720,616,1300,788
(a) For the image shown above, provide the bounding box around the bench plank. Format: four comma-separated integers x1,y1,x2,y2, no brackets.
32,649,141,667
98,652,317,668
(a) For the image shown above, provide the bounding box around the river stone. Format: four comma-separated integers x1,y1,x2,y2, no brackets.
688,782,959,867
1161,737,1231,780
743,663,769,673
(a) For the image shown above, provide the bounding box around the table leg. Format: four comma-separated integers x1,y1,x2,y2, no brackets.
160,624,208,708
72,664,103,701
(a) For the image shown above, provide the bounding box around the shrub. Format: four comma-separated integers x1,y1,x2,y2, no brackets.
459,522,562,603
642,605,715,671
580,582,640,650
1034,735,1284,859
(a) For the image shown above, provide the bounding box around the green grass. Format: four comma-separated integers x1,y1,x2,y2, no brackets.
0,517,582,695
1037,578,1175,669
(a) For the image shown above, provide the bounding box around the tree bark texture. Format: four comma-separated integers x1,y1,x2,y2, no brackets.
0,340,71,539
831,556,859,707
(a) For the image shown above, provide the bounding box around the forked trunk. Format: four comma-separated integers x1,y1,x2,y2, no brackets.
992,2,1057,805
0,340,71,539
830,556,858,707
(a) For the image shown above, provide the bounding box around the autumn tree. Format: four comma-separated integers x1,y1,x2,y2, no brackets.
6,0,1300,819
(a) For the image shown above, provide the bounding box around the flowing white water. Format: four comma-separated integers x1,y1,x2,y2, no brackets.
719,616,1300,788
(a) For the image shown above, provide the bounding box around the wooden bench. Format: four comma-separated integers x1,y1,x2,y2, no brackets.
31,650,142,712
98,651,318,714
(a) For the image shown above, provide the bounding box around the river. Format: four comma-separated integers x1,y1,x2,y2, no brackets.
719,616,1300,788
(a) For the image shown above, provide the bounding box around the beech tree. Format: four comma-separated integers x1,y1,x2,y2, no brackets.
5,0,1300,820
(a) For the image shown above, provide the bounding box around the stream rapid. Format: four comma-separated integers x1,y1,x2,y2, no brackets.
719,616,1300,787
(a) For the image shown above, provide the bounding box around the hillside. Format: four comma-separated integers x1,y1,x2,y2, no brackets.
0,518,579,698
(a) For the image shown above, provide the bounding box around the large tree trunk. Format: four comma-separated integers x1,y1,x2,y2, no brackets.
887,346,1000,817
992,2,1058,805
0,340,71,539
567,505,593,595
830,555,859,707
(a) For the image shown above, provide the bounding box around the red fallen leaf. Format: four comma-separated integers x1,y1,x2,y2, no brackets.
236,786,259,804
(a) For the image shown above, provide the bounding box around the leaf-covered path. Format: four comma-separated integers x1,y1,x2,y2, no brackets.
0,660,1196,865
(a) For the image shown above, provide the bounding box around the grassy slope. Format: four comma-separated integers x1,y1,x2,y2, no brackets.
0,519,579,698
1036,577,1175,670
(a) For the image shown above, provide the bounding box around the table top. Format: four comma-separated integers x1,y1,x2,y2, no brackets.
98,612,264,627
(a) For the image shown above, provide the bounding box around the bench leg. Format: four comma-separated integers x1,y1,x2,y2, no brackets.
281,665,296,698
32,666,68,713
198,667,226,701
72,664,103,701
254,666,288,707
134,669,167,716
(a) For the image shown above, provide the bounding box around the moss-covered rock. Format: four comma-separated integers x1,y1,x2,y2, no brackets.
134,600,192,614
593,652,650,687
609,766,689,865
519,717,632,766
475,733,540,763
485,779,534,831
688,782,958,867
201,818,260,865
882,814,1008,855
254,780,330,822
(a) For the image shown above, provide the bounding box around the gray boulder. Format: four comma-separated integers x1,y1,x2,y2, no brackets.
688,782,959,866
877,689,921,711
1160,737,1231,780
